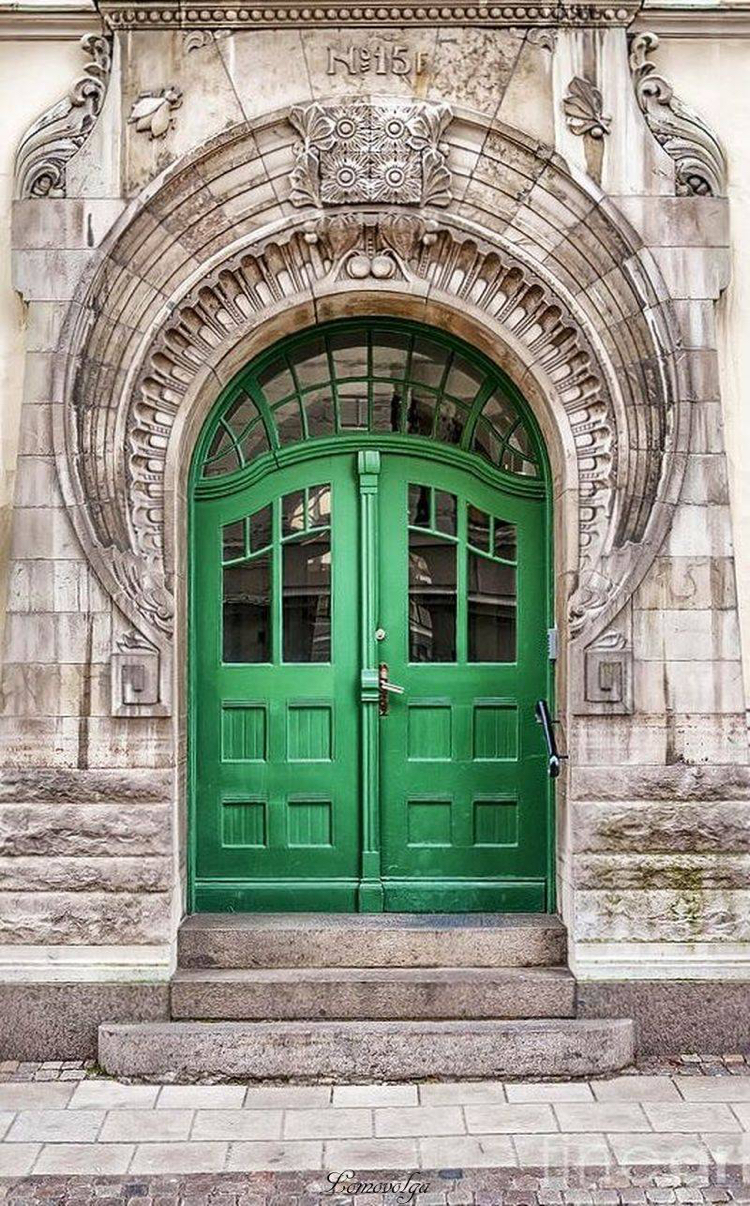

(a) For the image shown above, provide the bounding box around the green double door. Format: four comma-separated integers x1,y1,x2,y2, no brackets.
192,448,550,913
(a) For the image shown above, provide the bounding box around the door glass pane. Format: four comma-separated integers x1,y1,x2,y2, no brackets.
468,553,516,662
409,532,456,662
283,490,305,535
435,491,457,536
408,484,431,528
494,519,516,561
249,505,272,553
222,519,245,562
468,505,490,551
283,533,331,662
308,484,331,528
331,328,368,380
223,556,271,663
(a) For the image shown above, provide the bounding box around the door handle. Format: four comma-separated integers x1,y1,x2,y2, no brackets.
379,662,405,716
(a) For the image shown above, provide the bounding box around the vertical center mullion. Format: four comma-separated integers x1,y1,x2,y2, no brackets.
456,499,468,664
272,495,283,665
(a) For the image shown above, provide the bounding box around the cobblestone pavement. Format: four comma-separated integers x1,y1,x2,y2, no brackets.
1,1166,750,1205
3,1056,750,1085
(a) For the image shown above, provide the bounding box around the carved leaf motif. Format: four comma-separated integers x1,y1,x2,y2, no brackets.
379,212,421,261
563,77,611,139
321,213,363,261
422,146,453,207
128,88,182,139
629,32,725,196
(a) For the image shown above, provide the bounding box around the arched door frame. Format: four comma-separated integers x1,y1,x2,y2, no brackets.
187,316,556,913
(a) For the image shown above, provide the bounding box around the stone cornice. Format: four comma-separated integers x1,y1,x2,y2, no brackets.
634,3,750,36
96,0,642,29
0,0,99,38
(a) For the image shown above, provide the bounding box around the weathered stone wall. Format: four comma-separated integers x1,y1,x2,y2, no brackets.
0,8,747,1001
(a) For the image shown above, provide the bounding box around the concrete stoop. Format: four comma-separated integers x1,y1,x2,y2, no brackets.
97,914,636,1082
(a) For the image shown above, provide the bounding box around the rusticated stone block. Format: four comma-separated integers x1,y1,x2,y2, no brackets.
572,800,750,854
571,763,750,801
0,803,171,857
0,855,172,893
0,890,172,944
575,888,750,943
0,767,171,805
573,852,750,891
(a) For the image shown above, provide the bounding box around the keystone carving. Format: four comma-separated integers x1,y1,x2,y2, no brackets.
14,33,112,198
289,101,453,208
128,87,183,139
629,32,726,197
563,77,611,139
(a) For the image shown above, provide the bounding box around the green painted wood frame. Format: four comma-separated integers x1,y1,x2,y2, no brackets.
188,317,555,913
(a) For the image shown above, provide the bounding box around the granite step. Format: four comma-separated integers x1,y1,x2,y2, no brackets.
98,1017,634,1082
177,912,568,970
170,965,577,1021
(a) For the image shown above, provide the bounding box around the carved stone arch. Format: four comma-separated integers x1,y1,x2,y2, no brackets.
53,105,689,710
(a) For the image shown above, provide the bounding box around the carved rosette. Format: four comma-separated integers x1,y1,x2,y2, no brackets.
14,33,112,199
289,101,453,209
629,32,726,197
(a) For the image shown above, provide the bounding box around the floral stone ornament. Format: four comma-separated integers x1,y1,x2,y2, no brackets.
289,100,453,208
128,86,183,138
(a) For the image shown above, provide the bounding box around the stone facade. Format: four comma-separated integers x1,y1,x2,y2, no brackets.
0,0,748,1051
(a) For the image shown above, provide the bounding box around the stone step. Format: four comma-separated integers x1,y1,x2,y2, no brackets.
178,912,568,970
98,1017,634,1082
170,966,577,1021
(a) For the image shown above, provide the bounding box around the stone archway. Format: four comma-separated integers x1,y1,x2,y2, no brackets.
53,101,688,721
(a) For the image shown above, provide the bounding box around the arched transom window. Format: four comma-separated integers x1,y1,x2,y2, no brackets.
199,320,542,481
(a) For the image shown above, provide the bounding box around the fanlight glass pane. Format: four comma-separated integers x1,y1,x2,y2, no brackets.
287,336,328,389
199,324,541,483
257,358,294,404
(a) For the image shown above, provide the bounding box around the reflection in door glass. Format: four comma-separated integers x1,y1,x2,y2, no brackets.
283,533,331,662
408,483,431,528
223,556,271,663
468,553,516,662
435,491,457,536
409,532,456,662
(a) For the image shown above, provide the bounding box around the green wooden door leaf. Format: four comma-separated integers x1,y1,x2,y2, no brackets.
190,319,553,913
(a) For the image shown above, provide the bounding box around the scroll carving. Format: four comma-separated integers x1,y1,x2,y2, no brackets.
14,34,112,199
629,32,726,197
